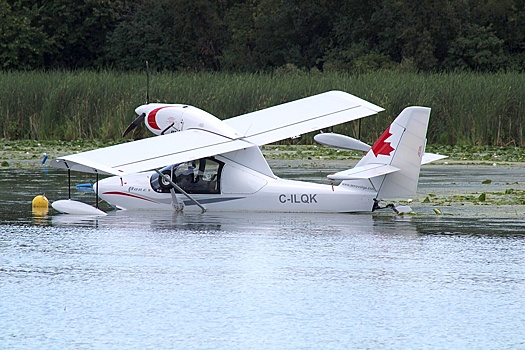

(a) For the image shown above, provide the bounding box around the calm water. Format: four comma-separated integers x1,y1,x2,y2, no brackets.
1,164,525,349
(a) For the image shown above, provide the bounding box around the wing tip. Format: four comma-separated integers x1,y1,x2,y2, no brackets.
325,90,385,113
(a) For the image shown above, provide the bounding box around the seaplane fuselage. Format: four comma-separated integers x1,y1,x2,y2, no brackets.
95,147,377,213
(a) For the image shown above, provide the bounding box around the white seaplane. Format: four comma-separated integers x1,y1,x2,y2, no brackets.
50,90,445,215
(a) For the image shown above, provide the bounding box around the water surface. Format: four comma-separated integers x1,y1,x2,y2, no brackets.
1,164,524,349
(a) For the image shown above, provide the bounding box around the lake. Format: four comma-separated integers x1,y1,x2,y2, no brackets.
1,162,524,349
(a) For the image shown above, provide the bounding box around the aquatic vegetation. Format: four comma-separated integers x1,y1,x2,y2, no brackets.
1,71,525,145
4,139,525,167
262,145,362,160
414,188,525,207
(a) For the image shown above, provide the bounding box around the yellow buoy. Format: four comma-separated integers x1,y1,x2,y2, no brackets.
32,194,49,217
32,194,49,209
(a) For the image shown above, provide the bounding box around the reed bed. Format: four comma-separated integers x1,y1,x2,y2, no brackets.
1,70,524,145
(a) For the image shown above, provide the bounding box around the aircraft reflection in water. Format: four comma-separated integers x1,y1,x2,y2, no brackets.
50,90,445,215
48,210,391,233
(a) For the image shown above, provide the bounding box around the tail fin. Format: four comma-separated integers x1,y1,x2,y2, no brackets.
330,107,431,199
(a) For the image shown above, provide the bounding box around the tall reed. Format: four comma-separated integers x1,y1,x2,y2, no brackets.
1,70,524,145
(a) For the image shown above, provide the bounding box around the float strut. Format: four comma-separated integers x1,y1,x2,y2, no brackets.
95,172,99,209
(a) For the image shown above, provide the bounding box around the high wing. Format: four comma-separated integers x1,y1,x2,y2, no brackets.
226,90,384,145
51,130,252,175
51,91,383,175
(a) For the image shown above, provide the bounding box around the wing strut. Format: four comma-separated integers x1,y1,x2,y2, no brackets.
154,169,206,213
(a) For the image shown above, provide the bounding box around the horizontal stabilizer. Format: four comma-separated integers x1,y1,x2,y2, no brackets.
421,152,447,164
328,164,400,180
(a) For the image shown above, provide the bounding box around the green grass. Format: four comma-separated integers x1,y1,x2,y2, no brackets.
1,70,524,145
3,138,525,166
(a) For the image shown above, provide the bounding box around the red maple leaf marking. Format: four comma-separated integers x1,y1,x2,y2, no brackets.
371,126,395,157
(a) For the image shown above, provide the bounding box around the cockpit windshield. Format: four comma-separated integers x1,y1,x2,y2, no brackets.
150,158,223,194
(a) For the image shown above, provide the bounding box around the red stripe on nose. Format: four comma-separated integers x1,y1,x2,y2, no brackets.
147,107,170,130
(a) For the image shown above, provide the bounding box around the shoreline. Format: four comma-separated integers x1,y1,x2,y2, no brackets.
3,140,525,214
3,139,525,169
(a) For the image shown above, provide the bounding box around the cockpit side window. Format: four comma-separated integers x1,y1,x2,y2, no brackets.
150,158,223,194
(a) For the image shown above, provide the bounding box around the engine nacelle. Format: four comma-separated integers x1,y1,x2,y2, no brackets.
135,103,238,138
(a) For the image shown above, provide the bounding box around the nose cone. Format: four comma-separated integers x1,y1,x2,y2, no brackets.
135,103,172,117
135,103,157,116
135,104,150,116
94,176,124,208
94,176,119,202
95,176,119,193
134,103,180,134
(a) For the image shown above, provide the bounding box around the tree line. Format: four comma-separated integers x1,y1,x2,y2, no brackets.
2,0,525,73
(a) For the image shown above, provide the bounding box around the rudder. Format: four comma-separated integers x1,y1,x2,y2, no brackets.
341,106,431,199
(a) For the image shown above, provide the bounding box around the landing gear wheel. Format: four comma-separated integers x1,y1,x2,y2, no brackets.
158,170,173,190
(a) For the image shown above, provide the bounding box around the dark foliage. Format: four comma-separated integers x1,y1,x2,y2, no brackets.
1,0,524,72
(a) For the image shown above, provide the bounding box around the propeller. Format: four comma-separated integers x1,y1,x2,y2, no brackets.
122,112,146,137
122,61,150,138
